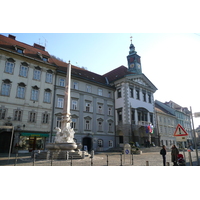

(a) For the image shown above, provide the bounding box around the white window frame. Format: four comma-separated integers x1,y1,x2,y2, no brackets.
57,98,64,108
44,91,51,103
59,78,65,87
98,105,103,114
0,107,6,120
98,139,103,147
98,121,103,131
31,89,39,101
14,110,22,121
108,107,112,115
17,86,25,99
108,123,112,132
72,100,78,110
5,61,14,74
46,73,53,83
42,113,49,124
85,120,90,130
86,85,92,93
1,83,11,96
29,112,36,123
98,88,103,96
19,66,28,77
109,140,113,148
86,103,90,112
56,116,62,128
73,82,78,89
33,69,41,80
71,118,77,129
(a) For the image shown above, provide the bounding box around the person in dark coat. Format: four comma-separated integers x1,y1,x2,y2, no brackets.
160,145,167,166
171,145,179,166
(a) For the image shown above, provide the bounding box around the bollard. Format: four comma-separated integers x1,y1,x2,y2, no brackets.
91,150,94,158
146,161,149,166
51,152,53,166
14,153,18,166
188,150,193,166
33,152,36,166
66,151,69,160
167,162,170,166
82,151,85,159
71,156,73,166
120,154,123,166
132,153,134,165
91,157,93,166
47,151,50,160
107,155,109,166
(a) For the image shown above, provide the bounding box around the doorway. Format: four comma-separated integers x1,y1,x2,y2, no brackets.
82,137,92,152
0,131,12,153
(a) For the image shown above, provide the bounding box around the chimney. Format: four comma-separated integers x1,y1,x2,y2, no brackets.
33,43,45,51
8,34,16,40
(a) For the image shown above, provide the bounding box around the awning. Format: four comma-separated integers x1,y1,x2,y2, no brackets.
21,133,49,137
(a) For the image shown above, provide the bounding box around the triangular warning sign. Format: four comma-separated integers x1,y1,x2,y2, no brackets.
173,124,188,137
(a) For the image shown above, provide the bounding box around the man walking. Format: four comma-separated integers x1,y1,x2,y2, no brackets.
160,145,167,166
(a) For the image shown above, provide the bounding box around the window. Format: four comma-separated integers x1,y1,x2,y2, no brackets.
118,110,122,121
44,89,51,103
31,86,39,101
0,106,6,120
117,88,121,98
86,103,90,112
98,121,103,131
109,140,113,148
17,84,25,99
108,91,112,98
136,89,140,100
130,88,134,98
72,100,77,110
5,61,14,74
71,118,77,129
119,136,123,143
57,98,64,108
29,111,36,122
42,57,48,62
98,88,103,96
108,107,112,115
108,123,112,132
85,120,90,130
17,48,23,54
33,69,41,80
1,80,11,96
19,66,28,77
98,139,103,147
148,93,152,103
98,105,102,114
86,85,91,93
46,71,53,83
73,82,78,89
59,78,65,87
14,110,22,121
42,112,49,123
56,116,62,128
143,91,146,102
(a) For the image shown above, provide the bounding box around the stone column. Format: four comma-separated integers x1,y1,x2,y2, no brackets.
61,61,71,130
134,109,138,125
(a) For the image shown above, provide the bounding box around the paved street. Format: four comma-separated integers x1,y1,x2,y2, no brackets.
0,147,199,166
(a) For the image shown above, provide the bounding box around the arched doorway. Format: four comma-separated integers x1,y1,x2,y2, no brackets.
82,137,92,152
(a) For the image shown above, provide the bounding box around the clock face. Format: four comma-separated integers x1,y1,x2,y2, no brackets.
130,63,134,68
137,63,141,68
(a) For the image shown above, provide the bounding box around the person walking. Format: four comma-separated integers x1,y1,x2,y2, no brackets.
171,145,179,166
160,145,167,166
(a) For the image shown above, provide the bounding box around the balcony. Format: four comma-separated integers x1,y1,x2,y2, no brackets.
138,121,151,127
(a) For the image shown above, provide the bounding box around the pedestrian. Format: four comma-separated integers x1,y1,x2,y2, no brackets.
160,145,167,166
171,144,179,166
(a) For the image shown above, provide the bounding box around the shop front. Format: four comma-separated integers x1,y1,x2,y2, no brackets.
17,133,49,153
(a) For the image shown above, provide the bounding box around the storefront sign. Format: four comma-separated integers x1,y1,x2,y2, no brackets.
21,133,49,137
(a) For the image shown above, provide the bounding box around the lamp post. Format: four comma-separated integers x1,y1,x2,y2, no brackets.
190,106,200,166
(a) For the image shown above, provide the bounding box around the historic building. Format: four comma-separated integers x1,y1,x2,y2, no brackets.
0,34,56,153
51,58,115,152
0,34,158,153
155,100,193,147
103,41,158,147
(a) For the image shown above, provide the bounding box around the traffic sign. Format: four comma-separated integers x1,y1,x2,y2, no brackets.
174,124,188,137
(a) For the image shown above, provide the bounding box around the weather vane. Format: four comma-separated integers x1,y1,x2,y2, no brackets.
130,35,133,44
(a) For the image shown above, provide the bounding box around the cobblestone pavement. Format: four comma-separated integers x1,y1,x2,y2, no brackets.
0,147,199,166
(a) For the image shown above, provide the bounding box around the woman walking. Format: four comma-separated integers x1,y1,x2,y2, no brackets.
171,145,179,166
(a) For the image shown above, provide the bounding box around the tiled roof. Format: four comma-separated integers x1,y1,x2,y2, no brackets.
52,58,110,86
103,65,135,82
0,34,54,65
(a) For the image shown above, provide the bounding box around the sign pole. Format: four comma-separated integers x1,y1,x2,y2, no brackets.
190,106,199,166
8,126,14,164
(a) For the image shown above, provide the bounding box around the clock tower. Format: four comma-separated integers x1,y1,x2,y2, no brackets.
127,37,142,74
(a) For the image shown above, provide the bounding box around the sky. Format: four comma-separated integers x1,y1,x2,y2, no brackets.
1,32,200,128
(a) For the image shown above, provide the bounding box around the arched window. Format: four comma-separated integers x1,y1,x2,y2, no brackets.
97,139,103,147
